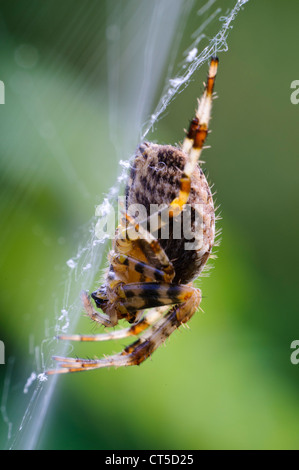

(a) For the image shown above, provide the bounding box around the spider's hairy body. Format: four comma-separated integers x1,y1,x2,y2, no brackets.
126,142,215,284
48,57,219,375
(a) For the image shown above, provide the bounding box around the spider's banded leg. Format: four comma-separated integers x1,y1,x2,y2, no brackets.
116,214,175,281
48,288,201,374
121,286,201,359
110,252,174,283
93,282,195,319
170,56,219,216
120,59,218,234
81,290,116,327
57,306,167,342
119,282,196,312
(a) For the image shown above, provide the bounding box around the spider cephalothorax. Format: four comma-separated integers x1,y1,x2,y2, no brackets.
48,57,219,374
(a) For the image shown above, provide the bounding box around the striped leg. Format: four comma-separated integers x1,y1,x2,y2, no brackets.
116,213,175,280
117,57,219,239
170,56,219,216
119,282,195,312
48,289,201,374
56,306,167,343
80,290,116,328
92,281,196,323
110,252,174,283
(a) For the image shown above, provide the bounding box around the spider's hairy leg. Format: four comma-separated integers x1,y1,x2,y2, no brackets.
119,282,196,312
170,56,219,216
116,213,175,280
90,228,176,328
48,289,201,374
56,306,167,343
94,281,196,319
110,252,174,283
81,290,117,327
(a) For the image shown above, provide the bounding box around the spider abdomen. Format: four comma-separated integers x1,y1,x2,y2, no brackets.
126,142,215,284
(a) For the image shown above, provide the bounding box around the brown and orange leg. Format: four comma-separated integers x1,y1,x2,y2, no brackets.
80,223,175,330
170,56,219,217
56,245,177,345
47,287,201,374
120,282,196,312
110,252,174,283
56,306,167,343
119,57,219,238
115,213,175,280
80,290,115,328
91,281,196,322
51,280,195,361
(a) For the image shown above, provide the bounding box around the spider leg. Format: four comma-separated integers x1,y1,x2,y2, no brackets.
47,288,201,374
116,213,175,280
110,252,174,283
81,290,117,327
92,281,196,324
119,282,195,312
91,226,176,320
86,228,175,328
57,306,167,342
170,56,218,216
118,60,218,240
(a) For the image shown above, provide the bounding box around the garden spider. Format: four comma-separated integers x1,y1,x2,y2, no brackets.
47,57,219,374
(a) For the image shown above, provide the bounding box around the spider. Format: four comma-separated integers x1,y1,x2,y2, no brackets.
47,57,219,374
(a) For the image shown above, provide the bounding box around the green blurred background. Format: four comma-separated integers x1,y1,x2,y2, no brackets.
1,0,299,450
